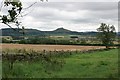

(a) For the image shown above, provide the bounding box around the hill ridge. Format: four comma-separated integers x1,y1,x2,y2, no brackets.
0,28,102,36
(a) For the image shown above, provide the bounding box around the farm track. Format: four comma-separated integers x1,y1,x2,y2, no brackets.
1,43,106,51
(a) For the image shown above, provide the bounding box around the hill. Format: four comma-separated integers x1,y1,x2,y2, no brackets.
54,27,71,32
1,28,98,37
1,28,43,36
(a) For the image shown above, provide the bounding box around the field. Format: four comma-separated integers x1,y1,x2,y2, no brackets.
2,48,118,78
1,43,119,78
1,43,105,51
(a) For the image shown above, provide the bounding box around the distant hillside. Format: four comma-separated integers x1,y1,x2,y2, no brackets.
1,28,99,37
1,28,43,36
54,27,71,33
44,27,84,35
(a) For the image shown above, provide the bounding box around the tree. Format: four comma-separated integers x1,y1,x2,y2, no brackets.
97,23,116,49
0,0,48,34
0,0,23,30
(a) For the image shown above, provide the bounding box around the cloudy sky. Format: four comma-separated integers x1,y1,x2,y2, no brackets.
0,0,119,32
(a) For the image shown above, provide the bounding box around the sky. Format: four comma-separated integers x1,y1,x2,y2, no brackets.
0,0,119,32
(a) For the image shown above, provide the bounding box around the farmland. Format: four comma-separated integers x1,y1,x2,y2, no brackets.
2,48,118,78
0,1,119,79
1,43,119,78
1,43,106,52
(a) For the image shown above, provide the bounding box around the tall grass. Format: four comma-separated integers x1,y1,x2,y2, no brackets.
2,48,118,78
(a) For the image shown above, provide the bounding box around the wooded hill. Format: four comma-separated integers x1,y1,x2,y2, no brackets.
1,28,98,37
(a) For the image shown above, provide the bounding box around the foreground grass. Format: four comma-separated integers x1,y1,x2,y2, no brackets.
60,49,118,78
2,48,118,78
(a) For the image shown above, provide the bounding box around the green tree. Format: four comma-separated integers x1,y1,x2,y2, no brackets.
0,0,23,30
97,23,116,48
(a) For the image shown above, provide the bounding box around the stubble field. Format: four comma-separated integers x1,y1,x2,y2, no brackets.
1,43,105,51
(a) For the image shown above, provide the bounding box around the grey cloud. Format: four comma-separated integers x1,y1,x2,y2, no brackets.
1,1,118,31
28,2,117,20
32,2,118,11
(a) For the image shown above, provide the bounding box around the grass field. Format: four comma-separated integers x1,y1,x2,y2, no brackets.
2,48,118,78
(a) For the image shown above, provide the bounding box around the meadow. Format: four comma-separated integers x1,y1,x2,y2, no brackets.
2,47,118,78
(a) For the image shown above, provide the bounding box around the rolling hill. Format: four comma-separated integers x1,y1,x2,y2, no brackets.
1,27,118,37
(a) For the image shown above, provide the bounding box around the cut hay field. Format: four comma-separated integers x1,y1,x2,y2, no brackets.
1,43,106,51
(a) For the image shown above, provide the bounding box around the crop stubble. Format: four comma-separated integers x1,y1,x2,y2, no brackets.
1,44,105,51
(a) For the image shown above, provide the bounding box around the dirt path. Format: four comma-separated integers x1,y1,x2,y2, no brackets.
1,43,106,51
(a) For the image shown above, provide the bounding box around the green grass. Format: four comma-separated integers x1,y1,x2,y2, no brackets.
58,49,118,78
0,61,2,79
2,49,118,78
